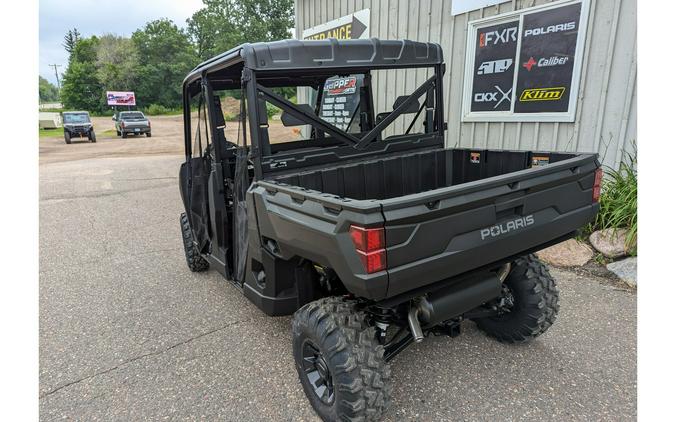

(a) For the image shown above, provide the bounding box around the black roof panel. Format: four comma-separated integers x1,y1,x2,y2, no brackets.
184,38,442,86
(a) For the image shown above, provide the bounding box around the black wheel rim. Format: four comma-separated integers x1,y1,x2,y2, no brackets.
301,339,334,404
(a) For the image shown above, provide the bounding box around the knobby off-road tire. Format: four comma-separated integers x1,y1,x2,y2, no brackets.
180,212,208,272
89,131,97,142
146,132,152,137
292,297,392,422
64,132,71,144
474,254,559,343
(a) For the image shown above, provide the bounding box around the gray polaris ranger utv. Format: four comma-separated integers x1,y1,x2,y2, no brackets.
178,39,602,421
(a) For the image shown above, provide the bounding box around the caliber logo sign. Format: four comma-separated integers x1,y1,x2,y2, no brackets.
481,215,535,240
522,56,570,71
519,87,565,101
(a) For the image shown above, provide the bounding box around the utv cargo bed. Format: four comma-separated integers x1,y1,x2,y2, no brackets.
254,148,599,301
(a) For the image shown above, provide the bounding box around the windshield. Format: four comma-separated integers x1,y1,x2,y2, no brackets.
120,112,145,120
63,113,90,124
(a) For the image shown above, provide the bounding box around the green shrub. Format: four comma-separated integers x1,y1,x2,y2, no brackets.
591,151,637,254
266,103,281,118
146,104,172,115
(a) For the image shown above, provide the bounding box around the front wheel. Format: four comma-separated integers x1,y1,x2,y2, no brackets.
292,297,392,421
64,132,71,144
89,131,96,142
473,254,559,343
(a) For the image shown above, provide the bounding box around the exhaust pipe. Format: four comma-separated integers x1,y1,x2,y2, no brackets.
407,272,503,339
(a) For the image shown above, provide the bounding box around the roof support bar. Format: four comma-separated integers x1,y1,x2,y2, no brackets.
354,74,437,150
257,85,360,145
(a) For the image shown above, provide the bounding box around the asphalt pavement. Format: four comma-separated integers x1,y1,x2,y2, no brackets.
39,154,636,421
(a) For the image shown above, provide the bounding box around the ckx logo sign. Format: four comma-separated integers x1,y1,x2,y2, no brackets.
474,85,512,109
479,26,518,47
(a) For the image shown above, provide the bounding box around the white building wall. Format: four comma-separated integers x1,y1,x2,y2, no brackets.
294,0,636,168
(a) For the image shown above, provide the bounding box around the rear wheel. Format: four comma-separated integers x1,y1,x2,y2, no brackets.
146,132,152,137
64,132,71,144
473,254,559,343
116,130,121,136
180,213,209,272
122,131,128,139
292,297,392,421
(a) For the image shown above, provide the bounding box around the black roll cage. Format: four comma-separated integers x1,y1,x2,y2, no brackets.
182,40,446,181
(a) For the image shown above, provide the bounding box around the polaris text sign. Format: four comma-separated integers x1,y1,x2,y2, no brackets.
480,215,535,240
106,91,136,106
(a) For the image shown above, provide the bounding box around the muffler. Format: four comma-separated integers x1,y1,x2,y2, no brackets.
407,271,503,341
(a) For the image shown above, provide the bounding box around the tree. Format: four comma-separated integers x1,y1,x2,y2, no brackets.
63,28,81,55
39,76,60,103
132,19,198,108
187,0,294,61
61,37,105,111
96,34,139,92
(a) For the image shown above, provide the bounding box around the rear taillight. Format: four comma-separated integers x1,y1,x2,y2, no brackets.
349,225,386,274
592,168,603,203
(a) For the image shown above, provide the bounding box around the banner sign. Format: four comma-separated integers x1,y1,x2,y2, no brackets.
319,75,363,131
452,0,510,16
302,9,370,40
462,0,588,122
106,91,136,106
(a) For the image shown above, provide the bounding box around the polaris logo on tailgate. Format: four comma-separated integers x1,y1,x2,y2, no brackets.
481,215,534,240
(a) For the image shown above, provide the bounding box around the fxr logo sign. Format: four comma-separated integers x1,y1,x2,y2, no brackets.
477,59,513,75
524,21,575,37
480,215,535,240
479,26,518,47
474,86,512,109
519,87,565,101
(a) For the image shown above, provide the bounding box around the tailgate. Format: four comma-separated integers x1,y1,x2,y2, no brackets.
382,154,599,297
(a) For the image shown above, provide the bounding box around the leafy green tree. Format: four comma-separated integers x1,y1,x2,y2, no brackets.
132,19,198,108
187,0,294,61
61,37,105,111
39,76,60,102
63,28,81,55
96,34,139,92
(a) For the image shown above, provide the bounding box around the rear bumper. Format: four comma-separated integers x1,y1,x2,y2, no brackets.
122,127,150,134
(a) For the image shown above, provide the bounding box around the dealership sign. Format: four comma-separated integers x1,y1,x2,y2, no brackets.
462,0,590,122
302,9,370,40
106,91,136,106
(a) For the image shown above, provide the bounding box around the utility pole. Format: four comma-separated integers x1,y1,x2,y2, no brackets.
49,64,62,90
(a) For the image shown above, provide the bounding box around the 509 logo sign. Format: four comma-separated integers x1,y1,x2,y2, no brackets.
479,26,518,47
477,59,513,75
474,86,512,109
519,87,565,102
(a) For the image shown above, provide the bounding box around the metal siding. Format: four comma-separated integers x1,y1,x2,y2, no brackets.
295,0,635,168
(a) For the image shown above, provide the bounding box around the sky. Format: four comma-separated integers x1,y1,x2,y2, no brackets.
39,0,204,85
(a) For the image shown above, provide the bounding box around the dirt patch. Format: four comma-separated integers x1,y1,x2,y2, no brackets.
40,114,302,165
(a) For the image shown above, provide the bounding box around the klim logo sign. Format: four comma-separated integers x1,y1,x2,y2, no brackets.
519,87,565,102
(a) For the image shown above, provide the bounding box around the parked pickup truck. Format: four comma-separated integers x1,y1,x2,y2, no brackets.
112,111,151,138
178,39,602,421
